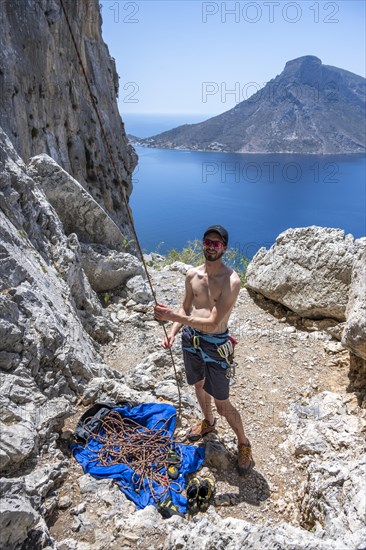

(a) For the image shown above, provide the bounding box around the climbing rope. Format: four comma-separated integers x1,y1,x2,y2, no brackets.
58,0,182,420
86,411,183,501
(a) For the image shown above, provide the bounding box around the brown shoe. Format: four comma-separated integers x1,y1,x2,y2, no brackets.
237,441,255,475
187,418,217,442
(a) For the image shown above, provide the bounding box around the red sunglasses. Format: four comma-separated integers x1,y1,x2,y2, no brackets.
203,238,224,249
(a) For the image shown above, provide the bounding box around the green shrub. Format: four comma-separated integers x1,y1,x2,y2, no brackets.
225,247,250,286
163,239,204,267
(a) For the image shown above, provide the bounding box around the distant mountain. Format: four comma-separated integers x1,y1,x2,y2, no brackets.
136,56,366,154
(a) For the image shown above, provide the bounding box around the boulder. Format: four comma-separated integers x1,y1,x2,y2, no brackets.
28,154,127,249
163,261,193,275
0,481,40,548
125,275,153,304
204,440,230,469
246,227,358,321
342,242,366,360
0,421,35,472
79,242,143,292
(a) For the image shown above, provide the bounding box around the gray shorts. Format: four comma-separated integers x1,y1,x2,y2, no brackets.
181,327,230,401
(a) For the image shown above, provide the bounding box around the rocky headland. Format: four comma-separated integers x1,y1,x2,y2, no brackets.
132,56,366,154
0,1,365,549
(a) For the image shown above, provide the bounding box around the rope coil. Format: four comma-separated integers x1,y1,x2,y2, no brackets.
58,0,182,420
85,411,183,501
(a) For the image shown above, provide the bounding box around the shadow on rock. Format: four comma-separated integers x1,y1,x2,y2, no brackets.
197,436,270,507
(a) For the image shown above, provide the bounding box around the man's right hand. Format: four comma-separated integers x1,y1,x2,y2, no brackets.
162,334,175,349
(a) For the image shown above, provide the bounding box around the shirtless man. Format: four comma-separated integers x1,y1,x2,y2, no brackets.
154,225,255,475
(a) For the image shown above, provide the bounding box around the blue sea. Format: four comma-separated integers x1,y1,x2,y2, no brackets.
124,114,366,258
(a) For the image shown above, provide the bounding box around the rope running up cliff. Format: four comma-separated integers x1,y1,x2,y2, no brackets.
58,0,182,421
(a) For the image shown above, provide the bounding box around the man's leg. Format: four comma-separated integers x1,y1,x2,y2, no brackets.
214,397,248,445
186,380,216,441
195,380,214,425
214,397,254,474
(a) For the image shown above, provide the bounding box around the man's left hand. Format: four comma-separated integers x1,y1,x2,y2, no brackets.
154,303,175,322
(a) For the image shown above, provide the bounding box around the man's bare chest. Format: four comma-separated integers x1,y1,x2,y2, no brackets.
191,275,224,305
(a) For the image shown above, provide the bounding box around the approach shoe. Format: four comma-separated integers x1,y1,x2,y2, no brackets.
187,418,217,442
186,477,200,514
237,441,255,476
197,477,215,512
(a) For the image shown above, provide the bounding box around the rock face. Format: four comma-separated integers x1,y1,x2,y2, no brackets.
246,226,358,321
135,56,366,154
0,126,116,460
164,510,339,550
286,392,366,549
0,0,137,234
342,242,366,360
0,126,137,545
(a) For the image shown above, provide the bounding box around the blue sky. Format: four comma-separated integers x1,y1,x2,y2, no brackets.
101,0,366,116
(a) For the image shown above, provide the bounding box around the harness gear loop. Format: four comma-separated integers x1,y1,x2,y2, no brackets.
193,335,200,349
217,340,234,365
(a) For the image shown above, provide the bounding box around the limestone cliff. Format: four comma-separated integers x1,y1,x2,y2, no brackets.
0,0,136,234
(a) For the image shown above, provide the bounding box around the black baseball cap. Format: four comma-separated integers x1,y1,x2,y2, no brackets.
203,225,229,246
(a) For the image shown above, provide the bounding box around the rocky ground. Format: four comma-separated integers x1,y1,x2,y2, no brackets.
47,261,365,549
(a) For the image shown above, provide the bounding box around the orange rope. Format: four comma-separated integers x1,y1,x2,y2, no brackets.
85,411,183,501
58,0,182,420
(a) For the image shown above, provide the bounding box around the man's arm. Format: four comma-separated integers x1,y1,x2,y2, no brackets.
160,269,195,348
156,272,241,333
170,271,195,336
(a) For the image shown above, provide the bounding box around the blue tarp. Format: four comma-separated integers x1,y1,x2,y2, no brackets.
71,402,205,514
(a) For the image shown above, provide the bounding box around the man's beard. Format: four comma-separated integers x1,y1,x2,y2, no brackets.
204,249,225,262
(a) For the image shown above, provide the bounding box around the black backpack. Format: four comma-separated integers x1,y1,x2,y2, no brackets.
74,400,137,443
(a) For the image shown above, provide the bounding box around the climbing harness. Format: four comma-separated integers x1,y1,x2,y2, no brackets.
58,0,182,420
183,327,238,380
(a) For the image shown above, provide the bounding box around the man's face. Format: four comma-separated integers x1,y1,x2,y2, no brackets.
203,232,226,262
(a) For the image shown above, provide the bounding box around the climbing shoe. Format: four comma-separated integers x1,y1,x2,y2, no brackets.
166,448,181,479
237,441,255,476
156,496,184,519
186,477,200,514
167,449,181,465
197,477,215,512
187,418,217,442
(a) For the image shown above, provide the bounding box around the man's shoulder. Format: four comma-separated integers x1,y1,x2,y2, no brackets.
231,272,241,295
186,265,204,279
230,268,241,285
221,263,240,282
223,266,241,292
186,264,205,277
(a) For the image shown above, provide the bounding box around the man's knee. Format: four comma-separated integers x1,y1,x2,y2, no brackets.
214,398,231,417
194,379,205,390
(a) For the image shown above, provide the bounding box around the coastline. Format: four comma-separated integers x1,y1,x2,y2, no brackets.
129,141,366,156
